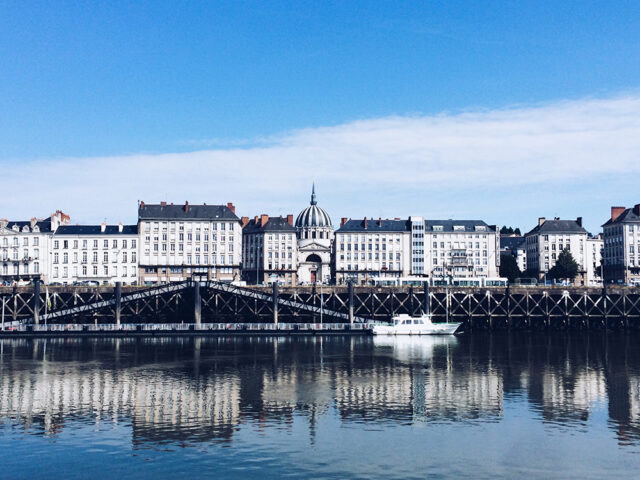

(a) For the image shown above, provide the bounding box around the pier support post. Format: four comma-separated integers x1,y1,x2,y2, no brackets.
423,283,430,315
409,286,414,316
506,284,511,329
348,281,354,324
272,282,279,325
115,281,122,326
33,279,40,325
194,280,201,325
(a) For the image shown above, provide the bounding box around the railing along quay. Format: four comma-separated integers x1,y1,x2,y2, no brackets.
0,322,369,336
1,282,640,330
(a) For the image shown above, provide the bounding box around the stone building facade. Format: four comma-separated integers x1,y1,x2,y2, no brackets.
524,217,589,284
50,223,139,285
602,204,640,285
241,214,298,284
0,211,69,285
334,217,412,284
137,201,242,284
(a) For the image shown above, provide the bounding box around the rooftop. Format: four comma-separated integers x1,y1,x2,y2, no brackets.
55,225,138,236
424,220,496,232
337,218,411,233
138,202,239,221
243,216,296,233
525,218,587,236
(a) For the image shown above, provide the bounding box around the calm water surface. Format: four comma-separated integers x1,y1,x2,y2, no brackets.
1,333,640,479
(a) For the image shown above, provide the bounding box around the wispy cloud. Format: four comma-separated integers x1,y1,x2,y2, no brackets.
3,93,639,233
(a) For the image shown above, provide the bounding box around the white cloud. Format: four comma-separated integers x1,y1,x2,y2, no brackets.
3,93,640,233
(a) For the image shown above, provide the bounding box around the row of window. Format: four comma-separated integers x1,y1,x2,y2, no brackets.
52,265,136,278
53,239,136,249
1,237,39,247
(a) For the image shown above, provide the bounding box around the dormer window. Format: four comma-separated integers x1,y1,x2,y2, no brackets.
433,225,443,231
22,226,30,232
453,225,465,231
33,226,39,232
12,225,19,232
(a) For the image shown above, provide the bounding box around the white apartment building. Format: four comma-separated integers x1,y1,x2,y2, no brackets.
138,201,242,284
524,217,589,284
50,223,139,285
334,217,412,285
241,214,298,284
422,220,500,281
586,234,603,286
602,204,640,285
0,211,69,285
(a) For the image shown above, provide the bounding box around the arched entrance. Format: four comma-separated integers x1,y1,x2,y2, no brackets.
306,254,322,283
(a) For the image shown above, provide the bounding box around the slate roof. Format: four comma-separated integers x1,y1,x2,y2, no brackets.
138,204,239,221
243,217,296,234
525,220,587,236
500,236,526,251
424,220,496,232
336,219,411,233
55,225,138,236
2,220,53,233
602,207,640,227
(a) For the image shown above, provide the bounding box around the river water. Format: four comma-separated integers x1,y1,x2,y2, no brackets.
1,333,640,479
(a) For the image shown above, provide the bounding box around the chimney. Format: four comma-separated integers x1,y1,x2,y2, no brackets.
0,219,7,229
611,206,625,221
185,201,189,213
139,200,145,209
260,214,269,226
241,216,249,228
364,217,367,229
286,214,293,226
101,221,106,233
538,217,546,226
160,201,167,206
576,217,582,227
254,215,259,224
227,202,236,214
341,217,348,227
30,217,37,229
118,221,123,233
378,217,382,227
634,204,640,216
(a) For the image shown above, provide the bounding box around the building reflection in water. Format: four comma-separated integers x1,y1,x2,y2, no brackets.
1,333,640,446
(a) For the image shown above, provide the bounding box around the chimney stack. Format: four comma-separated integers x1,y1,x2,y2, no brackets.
576,217,582,227
118,221,123,233
286,214,293,226
364,217,367,229
160,201,167,206
341,217,348,227
30,217,37,229
254,215,259,224
101,221,106,233
139,200,145,209
378,217,382,227
227,202,236,214
538,217,546,226
260,214,269,226
634,204,640,216
611,206,625,221
241,216,249,228
185,201,189,213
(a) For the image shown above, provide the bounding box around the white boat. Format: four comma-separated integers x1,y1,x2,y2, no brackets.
372,314,461,335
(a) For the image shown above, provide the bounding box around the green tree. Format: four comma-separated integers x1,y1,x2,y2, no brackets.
548,249,580,282
500,226,514,235
514,227,521,236
499,253,521,282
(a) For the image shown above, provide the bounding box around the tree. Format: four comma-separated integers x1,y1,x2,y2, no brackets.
548,249,579,282
500,226,522,236
499,253,521,282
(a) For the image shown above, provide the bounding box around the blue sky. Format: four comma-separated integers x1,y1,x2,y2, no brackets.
1,1,639,232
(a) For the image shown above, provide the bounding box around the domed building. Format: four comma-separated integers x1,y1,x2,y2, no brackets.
295,184,334,283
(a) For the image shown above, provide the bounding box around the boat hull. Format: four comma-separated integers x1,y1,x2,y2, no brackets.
372,322,461,335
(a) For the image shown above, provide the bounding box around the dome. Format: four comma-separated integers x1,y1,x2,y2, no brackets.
295,184,332,228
